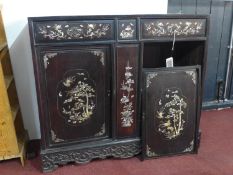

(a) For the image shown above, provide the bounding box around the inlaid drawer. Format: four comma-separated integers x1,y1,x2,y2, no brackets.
118,19,137,40
33,20,114,43
140,18,206,40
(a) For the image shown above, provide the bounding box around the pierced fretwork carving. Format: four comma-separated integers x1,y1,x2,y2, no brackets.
41,142,140,172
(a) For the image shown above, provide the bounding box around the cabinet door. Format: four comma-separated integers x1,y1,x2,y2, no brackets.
35,46,110,147
142,66,201,159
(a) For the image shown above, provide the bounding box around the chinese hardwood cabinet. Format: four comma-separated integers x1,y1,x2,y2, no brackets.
28,14,209,172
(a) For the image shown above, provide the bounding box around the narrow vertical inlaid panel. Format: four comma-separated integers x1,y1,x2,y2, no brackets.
116,45,139,138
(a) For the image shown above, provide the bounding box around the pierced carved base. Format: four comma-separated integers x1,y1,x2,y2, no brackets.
41,141,140,172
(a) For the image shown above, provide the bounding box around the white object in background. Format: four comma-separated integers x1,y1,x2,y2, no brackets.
166,57,174,67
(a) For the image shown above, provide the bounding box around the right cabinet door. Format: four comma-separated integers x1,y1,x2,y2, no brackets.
142,66,201,159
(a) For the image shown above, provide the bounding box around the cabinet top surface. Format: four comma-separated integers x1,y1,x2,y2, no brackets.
28,14,209,21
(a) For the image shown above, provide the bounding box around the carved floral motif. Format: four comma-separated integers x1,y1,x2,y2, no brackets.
43,53,58,69
146,73,157,88
185,70,197,85
37,22,111,40
183,140,194,152
156,88,187,140
120,62,135,127
94,123,106,137
146,145,158,157
57,70,96,125
51,130,64,143
143,19,205,37
91,50,105,66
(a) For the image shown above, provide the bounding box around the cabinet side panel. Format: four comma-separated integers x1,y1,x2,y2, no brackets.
116,45,139,138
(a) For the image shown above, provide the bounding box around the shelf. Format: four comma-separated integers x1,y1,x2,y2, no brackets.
4,75,13,89
11,104,19,121
0,9,27,167
0,42,7,52
0,130,28,166
0,43,8,62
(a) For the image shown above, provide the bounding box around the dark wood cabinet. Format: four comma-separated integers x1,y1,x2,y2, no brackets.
28,15,208,172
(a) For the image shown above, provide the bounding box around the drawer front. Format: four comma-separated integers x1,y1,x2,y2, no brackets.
141,19,206,39
142,66,201,159
116,44,139,138
34,20,114,43
36,46,110,147
118,19,137,40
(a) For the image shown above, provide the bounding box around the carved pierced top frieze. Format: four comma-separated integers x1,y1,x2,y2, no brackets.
35,21,113,42
141,19,206,39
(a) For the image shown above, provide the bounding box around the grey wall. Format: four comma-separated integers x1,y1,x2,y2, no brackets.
9,25,41,139
168,0,233,109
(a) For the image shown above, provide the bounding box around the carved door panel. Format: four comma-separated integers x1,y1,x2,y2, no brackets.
142,66,201,159
37,46,110,147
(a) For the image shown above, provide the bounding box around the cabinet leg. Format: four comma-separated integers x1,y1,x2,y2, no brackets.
20,156,25,167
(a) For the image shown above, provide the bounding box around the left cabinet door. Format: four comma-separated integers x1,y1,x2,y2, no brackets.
34,46,111,148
